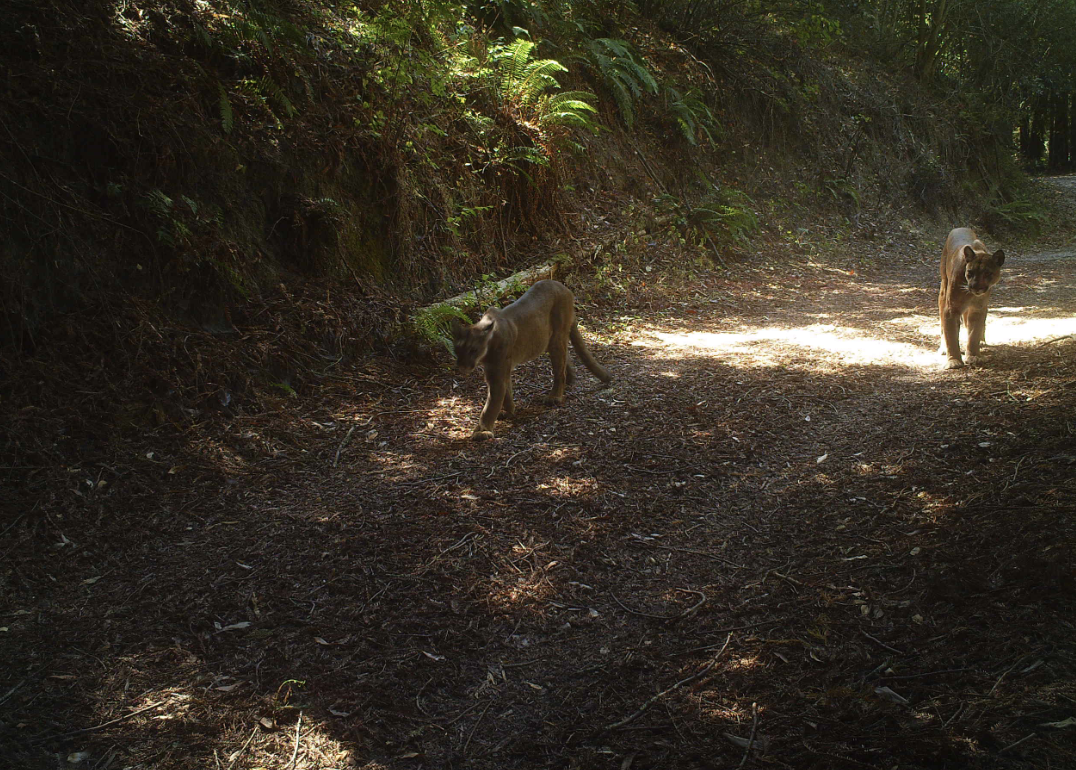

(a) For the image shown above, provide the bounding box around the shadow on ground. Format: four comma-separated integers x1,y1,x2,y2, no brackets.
2,250,1075,769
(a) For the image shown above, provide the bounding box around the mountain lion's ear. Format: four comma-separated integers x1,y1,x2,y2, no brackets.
993,249,1005,266
475,316,495,335
963,245,977,261
450,318,465,336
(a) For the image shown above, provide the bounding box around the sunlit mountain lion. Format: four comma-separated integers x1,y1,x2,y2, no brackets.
451,279,612,441
938,227,1005,369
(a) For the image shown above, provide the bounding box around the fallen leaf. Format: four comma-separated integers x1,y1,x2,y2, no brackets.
874,686,909,705
217,622,251,632
816,453,828,464
66,751,91,763
82,576,101,585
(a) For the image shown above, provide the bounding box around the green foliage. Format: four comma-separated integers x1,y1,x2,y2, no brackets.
217,84,234,134
193,1,312,134
984,194,1050,235
413,303,474,352
655,185,759,251
691,187,760,246
666,87,719,146
585,38,658,128
492,38,597,136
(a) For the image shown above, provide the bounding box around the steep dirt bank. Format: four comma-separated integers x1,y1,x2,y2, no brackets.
1,181,1074,768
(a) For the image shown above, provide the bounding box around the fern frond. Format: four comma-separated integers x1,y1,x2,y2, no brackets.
218,84,234,133
586,38,658,128
515,59,568,106
500,38,536,96
412,304,472,353
667,87,719,146
540,91,598,129
144,189,173,215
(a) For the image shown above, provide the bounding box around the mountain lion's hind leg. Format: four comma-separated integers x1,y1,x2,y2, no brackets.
544,340,569,405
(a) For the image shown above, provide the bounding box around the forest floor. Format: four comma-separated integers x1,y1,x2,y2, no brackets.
3,181,1076,770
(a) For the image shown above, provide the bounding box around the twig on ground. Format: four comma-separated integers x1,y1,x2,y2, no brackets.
604,633,732,732
999,732,1036,753
862,629,904,655
631,539,744,569
988,659,1022,696
288,712,302,770
737,702,759,768
0,679,26,708
1038,334,1074,346
227,727,259,769
37,701,164,742
884,667,970,681
445,701,481,727
610,589,706,620
333,425,357,468
462,701,493,753
1,512,27,537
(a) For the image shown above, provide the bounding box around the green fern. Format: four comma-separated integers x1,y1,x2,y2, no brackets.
218,84,234,134
195,2,307,134
540,91,598,129
413,303,473,353
143,189,173,217
667,87,720,146
492,38,597,139
586,38,658,128
690,187,759,246
498,39,567,108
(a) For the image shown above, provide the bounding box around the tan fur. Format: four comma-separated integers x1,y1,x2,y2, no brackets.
938,227,1005,369
451,280,611,440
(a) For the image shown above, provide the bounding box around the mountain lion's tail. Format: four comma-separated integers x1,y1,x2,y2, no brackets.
569,323,612,383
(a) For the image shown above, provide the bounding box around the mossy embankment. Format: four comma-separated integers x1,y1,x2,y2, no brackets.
0,1,1057,467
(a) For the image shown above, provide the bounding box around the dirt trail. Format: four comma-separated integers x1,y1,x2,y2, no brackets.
3,186,1076,769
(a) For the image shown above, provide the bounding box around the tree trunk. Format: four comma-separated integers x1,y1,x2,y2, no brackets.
1048,91,1069,173
1069,93,1076,171
914,0,952,83
1029,100,1047,168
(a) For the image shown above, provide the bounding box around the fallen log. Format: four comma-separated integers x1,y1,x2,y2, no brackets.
420,259,564,315
411,257,569,350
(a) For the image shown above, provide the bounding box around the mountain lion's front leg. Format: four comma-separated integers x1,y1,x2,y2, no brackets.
939,285,964,369
474,369,508,440
964,305,988,365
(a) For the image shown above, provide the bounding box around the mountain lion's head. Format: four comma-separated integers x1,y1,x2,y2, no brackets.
963,245,1005,297
451,316,494,375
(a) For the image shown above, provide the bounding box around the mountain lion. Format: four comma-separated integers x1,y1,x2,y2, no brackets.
938,227,1005,369
452,279,612,440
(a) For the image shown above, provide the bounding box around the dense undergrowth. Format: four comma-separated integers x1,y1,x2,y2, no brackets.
0,0,1063,471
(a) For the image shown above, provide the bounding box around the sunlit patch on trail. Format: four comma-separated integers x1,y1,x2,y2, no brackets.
635,324,938,368
900,311,1076,345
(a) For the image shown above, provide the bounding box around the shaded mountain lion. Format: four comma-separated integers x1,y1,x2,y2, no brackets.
452,279,612,440
938,227,1005,369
